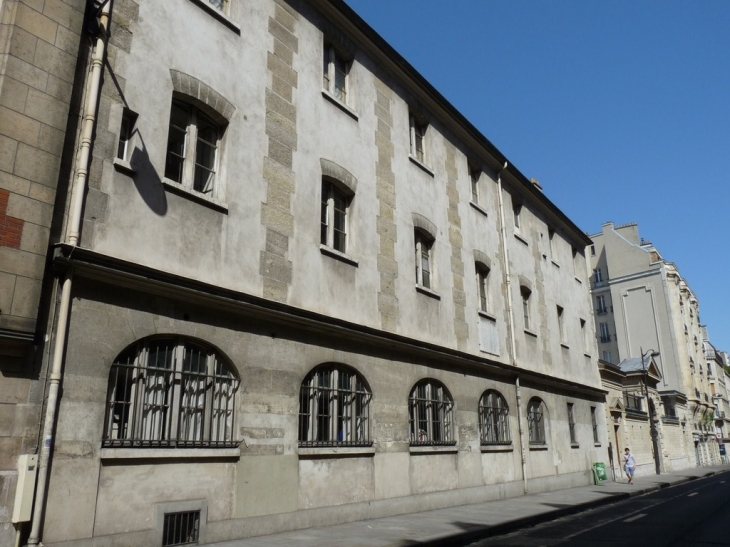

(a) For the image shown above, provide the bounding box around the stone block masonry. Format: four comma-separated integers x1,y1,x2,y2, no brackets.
374,80,399,332
445,142,468,349
260,0,299,304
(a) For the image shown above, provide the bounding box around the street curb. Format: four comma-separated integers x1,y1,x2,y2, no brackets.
406,469,730,547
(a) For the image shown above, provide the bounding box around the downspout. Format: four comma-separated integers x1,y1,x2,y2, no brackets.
496,162,528,494
27,2,111,545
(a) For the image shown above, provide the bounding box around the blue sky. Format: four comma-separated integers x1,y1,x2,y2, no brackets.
345,0,730,352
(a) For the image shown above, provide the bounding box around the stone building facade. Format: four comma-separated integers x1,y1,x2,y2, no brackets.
0,0,87,544
1,1,608,545
589,221,720,473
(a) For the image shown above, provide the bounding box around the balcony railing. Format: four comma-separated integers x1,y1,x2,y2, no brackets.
596,307,609,315
599,334,613,343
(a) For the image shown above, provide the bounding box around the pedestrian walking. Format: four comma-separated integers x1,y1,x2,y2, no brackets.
623,447,636,484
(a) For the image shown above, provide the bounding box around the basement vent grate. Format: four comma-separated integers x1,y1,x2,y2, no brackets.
162,510,200,546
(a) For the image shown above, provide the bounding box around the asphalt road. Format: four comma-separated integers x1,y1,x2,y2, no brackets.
471,473,730,547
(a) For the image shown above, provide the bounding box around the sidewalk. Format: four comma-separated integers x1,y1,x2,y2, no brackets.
207,465,730,547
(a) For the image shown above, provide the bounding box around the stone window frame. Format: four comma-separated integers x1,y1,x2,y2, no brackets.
102,335,241,451
297,363,372,448
163,70,236,211
591,406,600,444
319,159,358,265
408,378,456,447
557,305,567,347
478,390,511,445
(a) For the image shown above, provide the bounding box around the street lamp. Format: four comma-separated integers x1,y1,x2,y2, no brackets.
641,347,661,475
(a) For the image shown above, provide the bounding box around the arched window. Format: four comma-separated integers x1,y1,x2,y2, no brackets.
298,364,372,447
479,390,511,445
409,379,455,446
475,262,490,313
103,337,239,448
527,397,547,445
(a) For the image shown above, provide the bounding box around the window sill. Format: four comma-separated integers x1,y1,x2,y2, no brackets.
514,233,529,246
561,343,570,350
416,284,441,300
100,447,241,460
409,155,434,177
409,445,458,454
551,260,560,268
481,443,513,453
113,157,136,176
469,201,489,218
524,329,538,338
594,443,602,447
478,310,497,321
321,90,359,120
298,446,374,457
162,178,229,213
320,245,359,267
584,352,592,358
529,444,548,451
187,0,241,34
570,443,580,449
575,277,583,284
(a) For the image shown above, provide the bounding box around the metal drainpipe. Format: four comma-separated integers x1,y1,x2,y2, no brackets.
27,2,111,545
495,162,528,493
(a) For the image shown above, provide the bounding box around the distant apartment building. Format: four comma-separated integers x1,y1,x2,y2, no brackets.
704,331,730,458
0,0,610,545
589,221,720,473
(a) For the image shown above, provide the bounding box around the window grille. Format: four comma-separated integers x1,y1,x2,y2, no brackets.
298,365,372,447
527,398,546,445
409,379,455,446
163,511,200,546
479,390,511,445
323,43,348,103
103,338,239,448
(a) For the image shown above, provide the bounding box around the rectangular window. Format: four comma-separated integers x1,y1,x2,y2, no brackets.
415,231,432,289
476,265,489,313
513,202,522,230
572,247,581,277
323,43,349,104
591,244,596,256
599,322,610,343
165,100,221,197
521,286,531,331
602,350,612,363
557,305,565,344
567,403,576,444
580,318,588,354
591,407,599,443
593,268,603,284
321,180,349,253
409,113,426,164
549,229,557,260
470,168,480,204
163,511,200,547
596,295,607,314
117,109,137,161
207,0,228,13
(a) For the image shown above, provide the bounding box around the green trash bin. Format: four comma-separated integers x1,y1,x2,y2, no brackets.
593,462,608,482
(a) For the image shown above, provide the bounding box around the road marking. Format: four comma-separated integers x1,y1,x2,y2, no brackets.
624,513,647,523
687,492,698,497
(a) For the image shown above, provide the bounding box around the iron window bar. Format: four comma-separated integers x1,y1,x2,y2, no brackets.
408,380,455,446
298,366,372,447
163,511,200,546
103,339,240,448
479,391,511,445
